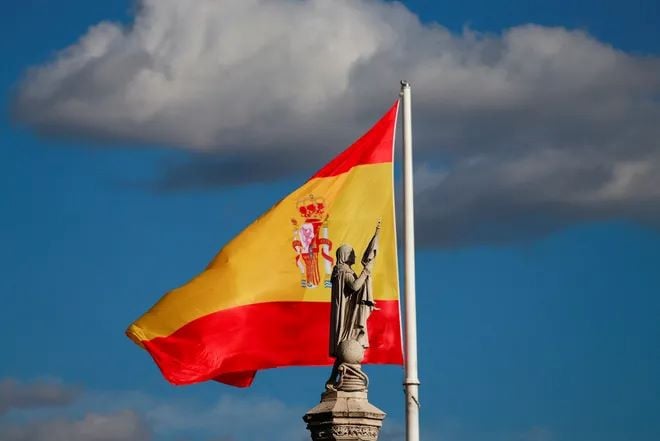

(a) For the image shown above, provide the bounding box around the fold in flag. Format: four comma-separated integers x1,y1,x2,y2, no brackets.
126,102,404,387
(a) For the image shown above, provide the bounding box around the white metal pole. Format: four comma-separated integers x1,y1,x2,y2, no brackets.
400,80,420,441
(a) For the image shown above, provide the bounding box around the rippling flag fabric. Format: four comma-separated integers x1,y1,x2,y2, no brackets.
126,102,404,387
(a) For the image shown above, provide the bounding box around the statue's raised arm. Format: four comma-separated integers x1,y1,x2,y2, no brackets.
361,221,380,266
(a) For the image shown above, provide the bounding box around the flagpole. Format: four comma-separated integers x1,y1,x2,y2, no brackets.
400,80,420,441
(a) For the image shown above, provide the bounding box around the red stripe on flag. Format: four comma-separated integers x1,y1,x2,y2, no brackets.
310,101,399,179
141,300,403,387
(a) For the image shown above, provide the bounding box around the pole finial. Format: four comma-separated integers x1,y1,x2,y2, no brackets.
400,80,410,89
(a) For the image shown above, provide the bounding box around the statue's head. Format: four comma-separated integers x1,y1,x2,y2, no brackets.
336,244,355,265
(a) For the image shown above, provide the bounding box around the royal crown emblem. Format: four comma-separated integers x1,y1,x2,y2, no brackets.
291,194,333,288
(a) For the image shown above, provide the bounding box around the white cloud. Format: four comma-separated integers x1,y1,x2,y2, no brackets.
0,378,79,415
143,394,307,440
12,0,660,245
0,411,151,441
2,382,309,441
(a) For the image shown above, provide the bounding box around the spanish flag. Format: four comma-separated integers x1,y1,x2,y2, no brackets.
126,102,403,387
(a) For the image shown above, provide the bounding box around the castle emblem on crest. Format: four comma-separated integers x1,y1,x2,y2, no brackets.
291,194,333,288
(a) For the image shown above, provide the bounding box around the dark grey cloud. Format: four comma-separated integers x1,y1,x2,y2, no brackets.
11,0,660,246
0,411,151,441
151,151,310,192
415,149,660,247
0,378,79,415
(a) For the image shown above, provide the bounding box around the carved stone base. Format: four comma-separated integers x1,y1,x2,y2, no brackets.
303,390,386,441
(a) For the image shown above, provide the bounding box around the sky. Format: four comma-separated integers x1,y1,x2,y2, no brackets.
1,1,659,440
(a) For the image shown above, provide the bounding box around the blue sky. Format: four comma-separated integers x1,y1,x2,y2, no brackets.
1,1,659,441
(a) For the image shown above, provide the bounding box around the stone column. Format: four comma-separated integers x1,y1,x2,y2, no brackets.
303,390,385,441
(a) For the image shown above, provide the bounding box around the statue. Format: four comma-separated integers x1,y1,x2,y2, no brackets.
304,222,387,441
325,222,380,391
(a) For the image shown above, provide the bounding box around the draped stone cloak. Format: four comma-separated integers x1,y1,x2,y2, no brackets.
329,245,375,357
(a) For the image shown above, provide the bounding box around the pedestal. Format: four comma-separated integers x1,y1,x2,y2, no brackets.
303,390,386,441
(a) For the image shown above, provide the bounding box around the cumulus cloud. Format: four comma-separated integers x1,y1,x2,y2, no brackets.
0,411,151,441
416,149,660,246
1,381,310,441
144,394,307,440
0,378,79,415
12,0,660,245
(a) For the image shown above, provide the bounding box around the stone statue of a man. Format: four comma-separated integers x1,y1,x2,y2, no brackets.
326,222,380,389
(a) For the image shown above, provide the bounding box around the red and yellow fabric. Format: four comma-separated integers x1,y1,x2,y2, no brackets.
126,101,403,387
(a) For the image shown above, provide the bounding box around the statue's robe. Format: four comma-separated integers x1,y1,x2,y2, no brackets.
329,246,374,357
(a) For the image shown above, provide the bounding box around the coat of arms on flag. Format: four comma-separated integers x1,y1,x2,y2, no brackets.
291,194,333,289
